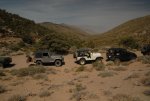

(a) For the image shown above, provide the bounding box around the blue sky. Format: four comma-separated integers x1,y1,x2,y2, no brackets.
0,0,150,33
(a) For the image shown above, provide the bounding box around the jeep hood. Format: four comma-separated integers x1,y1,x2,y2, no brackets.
92,53,102,57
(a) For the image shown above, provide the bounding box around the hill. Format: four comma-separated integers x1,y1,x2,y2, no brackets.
0,9,87,53
93,15,150,47
40,22,88,39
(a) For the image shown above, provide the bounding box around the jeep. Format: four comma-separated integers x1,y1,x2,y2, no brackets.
34,50,64,67
75,49,103,65
0,56,12,68
106,48,137,64
141,44,150,55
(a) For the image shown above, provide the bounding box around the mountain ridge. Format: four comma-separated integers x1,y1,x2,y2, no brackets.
93,15,150,46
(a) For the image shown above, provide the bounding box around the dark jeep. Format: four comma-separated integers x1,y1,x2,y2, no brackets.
34,50,65,67
141,44,150,55
106,48,137,64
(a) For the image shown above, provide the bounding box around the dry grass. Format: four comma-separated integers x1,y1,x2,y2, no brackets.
8,94,26,101
109,94,141,101
10,66,46,77
0,85,6,94
143,90,150,96
33,74,48,80
92,62,105,71
98,71,117,78
70,84,87,101
0,70,6,76
124,73,139,80
121,61,133,66
137,56,150,64
10,81,24,86
111,66,127,71
39,90,53,97
76,65,86,72
141,77,150,86
145,71,150,76
46,68,57,74
106,61,114,66
103,90,112,96
88,93,99,99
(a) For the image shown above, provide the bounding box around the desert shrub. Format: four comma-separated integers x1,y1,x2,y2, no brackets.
137,56,150,64
8,94,26,101
121,61,133,66
0,70,6,76
39,35,71,54
70,84,87,101
84,40,95,48
124,72,139,80
143,90,150,96
8,44,21,51
69,46,77,54
98,71,117,77
88,93,99,99
10,81,24,86
10,66,46,77
75,84,86,92
145,71,150,76
92,62,105,71
103,90,112,96
22,34,33,44
112,66,127,71
76,65,86,72
106,61,114,66
141,77,150,86
39,90,52,97
109,94,141,101
33,74,48,80
0,85,6,94
8,42,26,52
119,36,139,49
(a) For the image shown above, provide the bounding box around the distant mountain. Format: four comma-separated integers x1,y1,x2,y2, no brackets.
0,9,87,52
94,15,150,46
39,22,88,38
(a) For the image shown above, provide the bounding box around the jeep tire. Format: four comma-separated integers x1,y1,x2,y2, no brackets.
0,63,3,69
55,60,62,67
79,58,86,65
96,57,102,63
36,61,43,66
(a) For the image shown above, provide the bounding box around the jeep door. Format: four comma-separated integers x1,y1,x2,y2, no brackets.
120,50,130,61
42,52,52,63
84,52,92,60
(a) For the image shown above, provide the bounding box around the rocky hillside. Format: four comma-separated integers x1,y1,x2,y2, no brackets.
0,9,87,53
93,15,150,47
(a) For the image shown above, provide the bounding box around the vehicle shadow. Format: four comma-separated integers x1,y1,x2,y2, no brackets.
3,64,16,68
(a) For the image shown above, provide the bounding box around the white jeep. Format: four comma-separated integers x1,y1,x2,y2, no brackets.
75,50,103,65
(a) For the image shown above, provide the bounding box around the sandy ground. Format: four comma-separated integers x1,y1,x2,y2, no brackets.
0,52,150,101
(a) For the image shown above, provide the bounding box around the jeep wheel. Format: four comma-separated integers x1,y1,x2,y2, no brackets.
36,61,43,66
114,58,120,66
96,57,102,63
79,58,86,65
55,60,62,67
0,63,3,69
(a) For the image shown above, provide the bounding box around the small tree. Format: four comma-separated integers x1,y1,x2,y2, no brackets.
119,36,139,49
